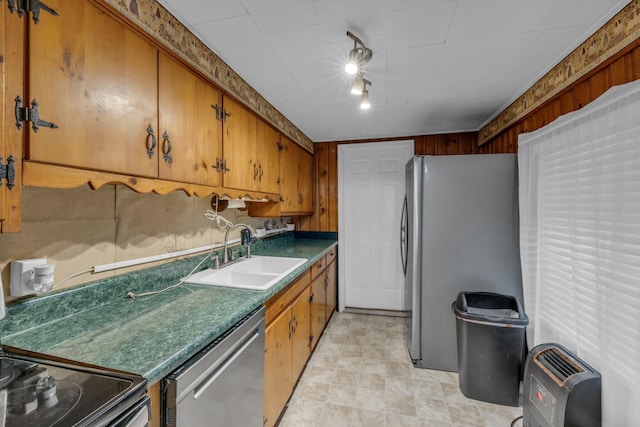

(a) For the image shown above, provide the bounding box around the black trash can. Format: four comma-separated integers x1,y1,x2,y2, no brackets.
451,291,528,407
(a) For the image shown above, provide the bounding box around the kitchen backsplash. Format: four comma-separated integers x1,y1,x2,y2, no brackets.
0,185,277,300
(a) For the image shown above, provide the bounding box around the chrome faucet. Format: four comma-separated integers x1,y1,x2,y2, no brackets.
223,223,256,264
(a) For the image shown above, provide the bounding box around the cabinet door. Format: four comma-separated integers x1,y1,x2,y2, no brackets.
298,148,314,213
0,7,8,226
326,260,337,317
27,0,159,177
158,53,222,185
1,6,24,233
223,97,257,191
310,273,327,350
264,309,294,427
279,136,300,212
291,286,311,380
256,119,281,194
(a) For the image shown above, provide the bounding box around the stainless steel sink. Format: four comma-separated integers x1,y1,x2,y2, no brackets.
184,255,307,290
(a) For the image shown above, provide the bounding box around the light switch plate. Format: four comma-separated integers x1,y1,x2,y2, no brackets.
10,258,47,297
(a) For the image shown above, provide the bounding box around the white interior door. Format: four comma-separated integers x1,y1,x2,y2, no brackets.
338,140,414,311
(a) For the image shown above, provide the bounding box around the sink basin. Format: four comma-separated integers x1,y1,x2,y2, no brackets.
184,255,308,290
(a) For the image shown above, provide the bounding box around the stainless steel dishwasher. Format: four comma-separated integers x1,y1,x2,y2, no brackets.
162,306,265,427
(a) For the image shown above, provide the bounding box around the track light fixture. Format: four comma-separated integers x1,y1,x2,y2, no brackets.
345,31,373,109
345,31,372,74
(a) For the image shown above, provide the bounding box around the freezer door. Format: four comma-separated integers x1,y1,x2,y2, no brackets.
403,157,422,362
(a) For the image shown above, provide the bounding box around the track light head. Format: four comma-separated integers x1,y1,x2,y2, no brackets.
345,49,360,75
360,88,371,110
351,73,364,95
360,80,371,109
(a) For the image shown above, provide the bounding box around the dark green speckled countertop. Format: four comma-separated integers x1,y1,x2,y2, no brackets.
0,233,337,386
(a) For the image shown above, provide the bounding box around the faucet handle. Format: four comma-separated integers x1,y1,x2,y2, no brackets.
211,254,220,269
241,229,253,247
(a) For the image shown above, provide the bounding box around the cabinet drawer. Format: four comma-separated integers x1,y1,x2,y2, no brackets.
326,246,337,266
310,256,327,280
265,271,311,325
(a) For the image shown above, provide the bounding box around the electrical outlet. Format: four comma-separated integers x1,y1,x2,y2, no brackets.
10,258,48,297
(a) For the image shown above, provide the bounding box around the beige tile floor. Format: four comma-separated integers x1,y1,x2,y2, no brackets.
278,312,523,427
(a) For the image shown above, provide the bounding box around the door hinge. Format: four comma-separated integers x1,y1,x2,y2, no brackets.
0,156,16,190
213,157,223,173
7,0,59,24
211,104,222,121
15,96,58,132
213,157,229,173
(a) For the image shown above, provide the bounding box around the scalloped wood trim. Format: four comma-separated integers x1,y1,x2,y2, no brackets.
22,162,279,201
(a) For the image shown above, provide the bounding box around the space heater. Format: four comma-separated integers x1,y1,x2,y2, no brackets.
523,343,601,427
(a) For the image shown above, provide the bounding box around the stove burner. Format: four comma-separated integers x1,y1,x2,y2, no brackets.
8,380,81,425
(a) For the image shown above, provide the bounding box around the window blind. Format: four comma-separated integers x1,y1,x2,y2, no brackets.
518,80,640,426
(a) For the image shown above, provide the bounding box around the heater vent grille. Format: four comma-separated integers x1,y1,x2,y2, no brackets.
534,347,584,385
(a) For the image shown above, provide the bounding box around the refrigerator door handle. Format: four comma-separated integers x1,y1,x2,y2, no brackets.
400,196,408,275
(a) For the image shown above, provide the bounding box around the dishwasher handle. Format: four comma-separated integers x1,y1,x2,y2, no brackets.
193,328,260,400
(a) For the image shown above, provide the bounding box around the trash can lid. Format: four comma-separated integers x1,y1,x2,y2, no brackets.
452,291,528,325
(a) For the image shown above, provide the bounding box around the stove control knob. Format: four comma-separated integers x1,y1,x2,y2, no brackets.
36,376,58,408
24,390,38,414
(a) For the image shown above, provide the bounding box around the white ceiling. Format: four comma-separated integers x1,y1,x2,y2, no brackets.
157,0,630,142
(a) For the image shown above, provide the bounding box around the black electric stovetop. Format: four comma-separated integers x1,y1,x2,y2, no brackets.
0,355,146,426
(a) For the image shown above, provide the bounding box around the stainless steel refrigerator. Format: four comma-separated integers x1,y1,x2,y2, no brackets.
401,154,523,371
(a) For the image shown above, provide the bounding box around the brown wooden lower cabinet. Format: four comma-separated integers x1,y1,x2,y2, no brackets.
148,382,161,427
264,304,296,427
310,272,328,351
326,259,337,317
264,250,337,427
310,252,338,350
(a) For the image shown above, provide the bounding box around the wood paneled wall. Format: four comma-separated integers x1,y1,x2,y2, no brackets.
295,132,480,232
480,38,640,153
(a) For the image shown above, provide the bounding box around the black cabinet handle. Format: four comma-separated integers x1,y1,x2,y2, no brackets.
162,131,173,164
146,125,156,158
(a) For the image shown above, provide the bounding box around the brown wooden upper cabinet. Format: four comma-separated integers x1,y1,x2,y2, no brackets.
222,97,257,191
249,135,313,216
6,0,313,227
25,0,159,177
158,53,223,186
1,6,7,228
280,136,313,214
222,99,281,195
255,119,281,195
